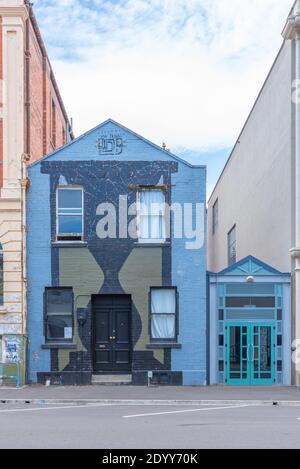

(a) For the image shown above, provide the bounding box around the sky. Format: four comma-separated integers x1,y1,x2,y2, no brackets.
34,0,293,196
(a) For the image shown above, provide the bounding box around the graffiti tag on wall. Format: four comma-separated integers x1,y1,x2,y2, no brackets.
96,133,123,155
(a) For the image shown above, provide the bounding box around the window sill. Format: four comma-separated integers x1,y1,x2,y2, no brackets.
146,343,182,350
135,241,171,248
42,343,77,350
51,241,88,248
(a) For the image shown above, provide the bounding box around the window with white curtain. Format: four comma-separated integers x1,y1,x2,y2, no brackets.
150,288,177,341
138,190,166,242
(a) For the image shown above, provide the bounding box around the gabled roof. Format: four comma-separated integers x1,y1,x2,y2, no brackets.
217,255,288,276
29,118,206,169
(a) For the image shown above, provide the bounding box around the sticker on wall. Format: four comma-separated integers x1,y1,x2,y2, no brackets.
64,327,72,339
3,336,22,363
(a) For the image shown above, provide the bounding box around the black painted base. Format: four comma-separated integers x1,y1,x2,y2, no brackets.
132,371,183,386
37,372,92,386
35,370,183,386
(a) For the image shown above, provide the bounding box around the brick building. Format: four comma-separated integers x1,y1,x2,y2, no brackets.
0,0,72,385
27,119,207,386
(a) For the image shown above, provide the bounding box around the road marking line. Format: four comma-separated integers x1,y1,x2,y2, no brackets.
0,404,107,413
123,404,250,419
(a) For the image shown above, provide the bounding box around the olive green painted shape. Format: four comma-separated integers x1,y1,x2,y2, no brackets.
119,247,162,353
58,349,72,373
59,248,105,362
58,247,164,370
153,349,164,364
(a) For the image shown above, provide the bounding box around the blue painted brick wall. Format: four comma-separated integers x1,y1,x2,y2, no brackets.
27,120,207,385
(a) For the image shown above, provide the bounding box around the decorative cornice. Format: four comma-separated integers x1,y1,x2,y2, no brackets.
0,6,29,22
290,247,300,257
282,14,300,40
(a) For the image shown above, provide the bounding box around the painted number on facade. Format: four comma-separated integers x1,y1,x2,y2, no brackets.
97,136,123,155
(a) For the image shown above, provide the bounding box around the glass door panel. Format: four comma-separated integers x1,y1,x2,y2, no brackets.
251,324,275,385
227,324,250,385
226,323,275,386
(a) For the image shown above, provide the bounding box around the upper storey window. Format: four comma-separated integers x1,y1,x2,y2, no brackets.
137,189,166,243
212,199,218,235
228,225,237,266
56,188,84,242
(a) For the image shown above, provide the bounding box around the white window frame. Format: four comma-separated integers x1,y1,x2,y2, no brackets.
136,189,167,244
150,287,178,342
56,187,84,241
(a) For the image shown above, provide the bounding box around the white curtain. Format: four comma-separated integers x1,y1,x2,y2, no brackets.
151,316,175,340
151,289,176,339
139,190,165,240
151,289,176,314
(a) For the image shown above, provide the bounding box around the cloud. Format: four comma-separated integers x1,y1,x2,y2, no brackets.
34,0,293,157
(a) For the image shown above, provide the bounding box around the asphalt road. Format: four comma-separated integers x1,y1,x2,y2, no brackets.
0,403,299,449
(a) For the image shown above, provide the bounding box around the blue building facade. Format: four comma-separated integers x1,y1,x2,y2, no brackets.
26,120,207,386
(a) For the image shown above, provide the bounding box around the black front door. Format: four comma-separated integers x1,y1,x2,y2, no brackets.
92,295,132,373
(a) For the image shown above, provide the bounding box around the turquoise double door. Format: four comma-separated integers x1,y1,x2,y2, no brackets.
226,323,276,386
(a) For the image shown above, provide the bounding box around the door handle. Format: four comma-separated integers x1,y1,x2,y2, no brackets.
251,344,255,362
247,344,254,362
247,345,250,362
109,336,116,341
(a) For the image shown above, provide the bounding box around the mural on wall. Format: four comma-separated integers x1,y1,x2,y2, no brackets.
27,120,207,386
40,159,179,380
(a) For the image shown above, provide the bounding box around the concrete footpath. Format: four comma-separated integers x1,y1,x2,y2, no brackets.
0,385,299,406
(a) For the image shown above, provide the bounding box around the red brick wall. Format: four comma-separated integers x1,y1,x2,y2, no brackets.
0,17,3,187
28,21,69,163
0,12,69,188
28,23,44,160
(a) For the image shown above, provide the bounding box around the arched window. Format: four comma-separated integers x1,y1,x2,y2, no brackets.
0,245,3,306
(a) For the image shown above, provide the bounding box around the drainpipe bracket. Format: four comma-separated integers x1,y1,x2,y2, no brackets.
20,178,31,190
22,153,31,163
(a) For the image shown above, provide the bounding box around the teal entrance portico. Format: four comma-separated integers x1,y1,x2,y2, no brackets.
208,257,291,386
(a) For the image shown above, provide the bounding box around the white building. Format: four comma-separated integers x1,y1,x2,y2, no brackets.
207,1,300,385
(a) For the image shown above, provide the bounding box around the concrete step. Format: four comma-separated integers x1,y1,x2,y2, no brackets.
91,374,132,385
